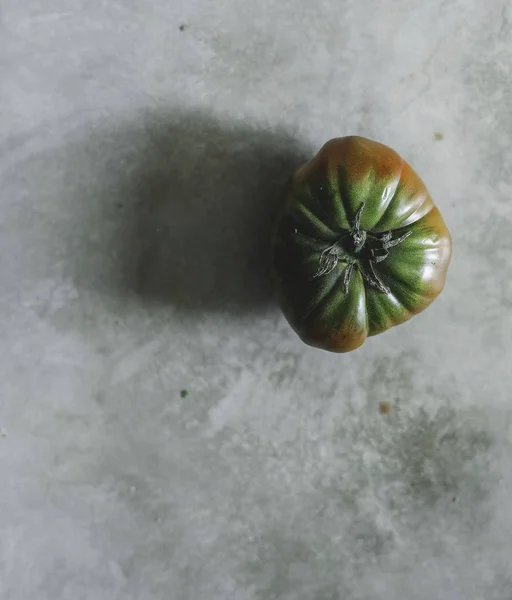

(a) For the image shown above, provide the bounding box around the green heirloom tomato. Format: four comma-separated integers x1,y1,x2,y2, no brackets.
271,136,452,353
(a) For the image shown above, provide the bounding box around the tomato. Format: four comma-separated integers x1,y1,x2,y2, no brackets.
271,136,452,353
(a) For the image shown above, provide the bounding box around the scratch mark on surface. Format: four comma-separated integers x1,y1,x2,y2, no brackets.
500,0,511,36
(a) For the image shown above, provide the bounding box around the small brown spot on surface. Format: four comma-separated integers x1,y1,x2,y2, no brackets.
434,132,444,141
179,24,186,31
379,402,391,415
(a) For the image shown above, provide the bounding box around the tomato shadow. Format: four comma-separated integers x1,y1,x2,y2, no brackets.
129,109,311,314
67,108,312,314
123,108,313,314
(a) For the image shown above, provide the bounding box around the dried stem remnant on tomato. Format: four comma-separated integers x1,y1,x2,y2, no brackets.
314,202,412,294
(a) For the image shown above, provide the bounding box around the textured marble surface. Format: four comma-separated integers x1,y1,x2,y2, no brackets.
1,1,512,598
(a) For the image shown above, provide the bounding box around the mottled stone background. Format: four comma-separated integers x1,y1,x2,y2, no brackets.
1,1,512,599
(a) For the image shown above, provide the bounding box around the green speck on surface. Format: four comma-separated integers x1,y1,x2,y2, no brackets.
434,132,444,141
180,389,188,398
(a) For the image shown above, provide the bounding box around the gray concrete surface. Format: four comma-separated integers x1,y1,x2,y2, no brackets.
1,1,512,598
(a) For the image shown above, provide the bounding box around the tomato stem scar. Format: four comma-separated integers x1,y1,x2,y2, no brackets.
313,203,412,294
